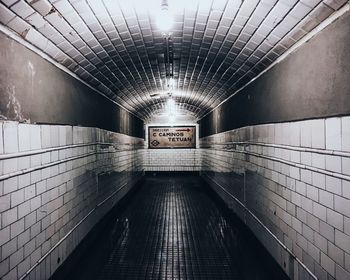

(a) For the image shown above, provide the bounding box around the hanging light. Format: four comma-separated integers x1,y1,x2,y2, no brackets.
157,0,173,31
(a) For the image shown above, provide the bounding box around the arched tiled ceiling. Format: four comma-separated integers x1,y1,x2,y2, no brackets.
0,0,347,120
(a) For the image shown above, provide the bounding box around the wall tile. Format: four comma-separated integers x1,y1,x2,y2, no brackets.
3,177,17,195
311,119,325,149
326,156,342,173
313,202,327,221
3,122,18,153
313,172,326,189
321,252,335,277
341,117,350,152
326,118,341,151
325,176,342,195
301,152,312,166
335,230,350,255
328,241,344,267
0,123,3,155
343,180,350,200
0,257,9,278
41,125,51,148
326,208,343,231
312,153,325,169
50,126,59,147
319,220,335,242
18,124,31,152
2,207,18,227
334,195,350,218
319,189,334,209
10,189,24,207
342,157,350,176
58,126,67,146
29,125,41,150
335,264,350,280
290,122,301,147
301,120,312,148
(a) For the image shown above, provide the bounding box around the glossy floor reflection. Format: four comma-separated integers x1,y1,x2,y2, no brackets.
59,174,288,280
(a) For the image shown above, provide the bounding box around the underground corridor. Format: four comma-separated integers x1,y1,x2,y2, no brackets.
1,0,350,280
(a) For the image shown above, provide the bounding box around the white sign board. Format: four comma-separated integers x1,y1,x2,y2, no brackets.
149,126,196,149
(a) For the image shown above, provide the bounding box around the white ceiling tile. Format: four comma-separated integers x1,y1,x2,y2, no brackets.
31,0,52,16
0,3,16,24
11,0,34,18
1,0,18,8
7,15,31,35
26,12,46,29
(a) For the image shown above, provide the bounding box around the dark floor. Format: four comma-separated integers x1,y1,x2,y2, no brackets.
54,174,288,280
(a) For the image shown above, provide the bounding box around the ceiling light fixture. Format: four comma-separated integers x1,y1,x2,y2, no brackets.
157,0,173,31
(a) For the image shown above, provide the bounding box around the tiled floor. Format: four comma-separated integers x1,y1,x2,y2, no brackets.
60,174,288,280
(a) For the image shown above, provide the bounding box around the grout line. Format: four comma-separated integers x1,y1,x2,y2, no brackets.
201,141,350,158
0,149,142,182
201,146,350,182
0,141,143,160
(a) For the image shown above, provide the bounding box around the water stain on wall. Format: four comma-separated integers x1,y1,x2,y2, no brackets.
2,85,30,123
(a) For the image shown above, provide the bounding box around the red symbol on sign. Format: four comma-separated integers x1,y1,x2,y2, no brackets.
176,128,190,132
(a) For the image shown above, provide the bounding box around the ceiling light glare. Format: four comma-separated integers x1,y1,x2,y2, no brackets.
167,98,175,110
168,114,176,123
168,77,174,87
157,0,173,31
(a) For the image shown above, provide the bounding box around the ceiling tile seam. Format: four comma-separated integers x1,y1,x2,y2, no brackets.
183,4,203,102
130,11,159,101
46,0,139,111
179,6,199,96
198,0,276,97
69,0,142,109
99,0,155,109
179,2,201,111
202,1,330,112
198,0,292,109
223,1,336,94
199,2,350,121
187,2,243,108
191,0,254,111
221,3,317,89
0,23,141,120
91,2,151,110
68,0,144,111
147,17,170,110
182,1,214,109
189,0,238,98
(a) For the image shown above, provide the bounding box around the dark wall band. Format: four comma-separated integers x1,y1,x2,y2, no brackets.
0,31,143,138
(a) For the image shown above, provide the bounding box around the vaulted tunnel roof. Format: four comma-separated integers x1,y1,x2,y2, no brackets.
0,0,347,121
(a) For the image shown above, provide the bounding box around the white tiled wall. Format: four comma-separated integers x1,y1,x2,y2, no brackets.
143,124,201,172
200,116,350,280
144,149,201,172
0,121,144,280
